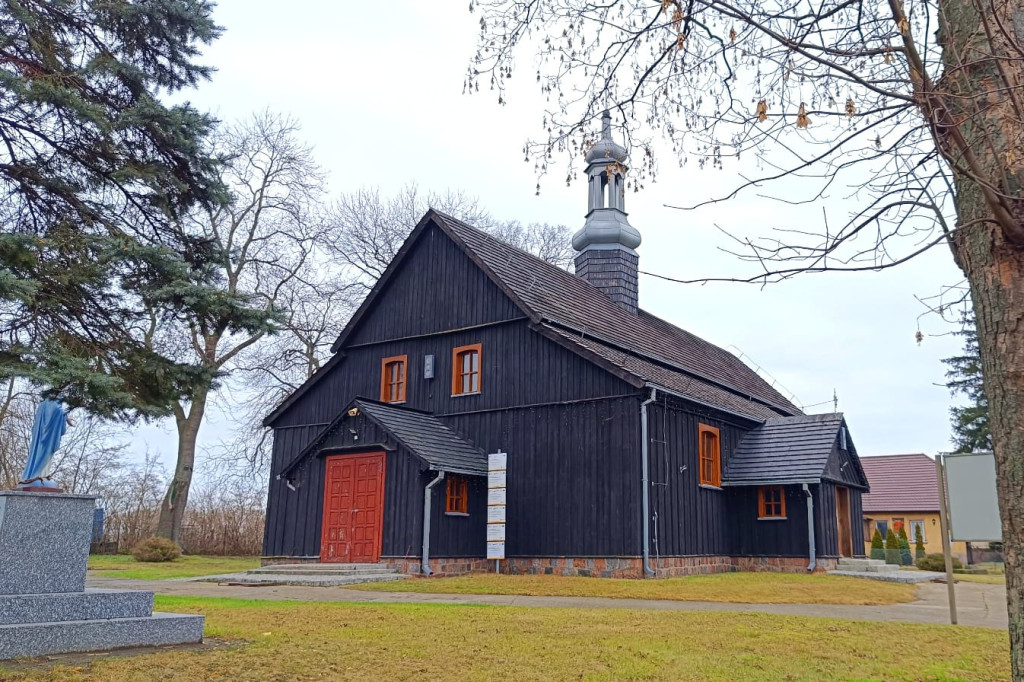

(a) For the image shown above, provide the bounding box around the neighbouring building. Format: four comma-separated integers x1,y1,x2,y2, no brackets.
261,112,870,578
860,453,969,562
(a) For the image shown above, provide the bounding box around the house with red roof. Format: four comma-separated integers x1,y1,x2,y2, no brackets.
860,453,968,561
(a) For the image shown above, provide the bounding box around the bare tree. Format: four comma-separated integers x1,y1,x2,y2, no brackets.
327,184,574,288
0,378,34,488
471,0,1024,673
150,111,329,542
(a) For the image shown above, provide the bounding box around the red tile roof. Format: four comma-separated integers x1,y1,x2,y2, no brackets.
860,454,940,513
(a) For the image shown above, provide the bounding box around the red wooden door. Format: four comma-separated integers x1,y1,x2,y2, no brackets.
320,453,385,563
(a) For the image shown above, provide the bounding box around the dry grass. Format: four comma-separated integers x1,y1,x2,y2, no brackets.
86,555,259,580
955,573,1007,585
0,596,1007,681
347,572,917,605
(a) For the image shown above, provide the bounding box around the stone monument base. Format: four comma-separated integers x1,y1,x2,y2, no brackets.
0,491,203,660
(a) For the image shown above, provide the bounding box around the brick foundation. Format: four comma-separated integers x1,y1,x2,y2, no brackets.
503,556,837,578
261,554,838,576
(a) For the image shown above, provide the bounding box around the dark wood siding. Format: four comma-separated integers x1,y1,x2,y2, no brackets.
815,481,840,558
647,394,759,556
824,443,868,489
850,489,866,556
445,396,642,557
346,224,522,346
263,412,486,559
728,485,812,557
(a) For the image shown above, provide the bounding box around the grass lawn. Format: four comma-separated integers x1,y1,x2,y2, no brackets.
0,596,1008,681
86,555,259,580
956,573,1007,585
346,572,917,605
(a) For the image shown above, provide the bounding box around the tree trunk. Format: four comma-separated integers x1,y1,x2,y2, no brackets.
155,388,209,543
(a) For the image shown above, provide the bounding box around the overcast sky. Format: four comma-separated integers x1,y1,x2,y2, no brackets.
133,1,968,469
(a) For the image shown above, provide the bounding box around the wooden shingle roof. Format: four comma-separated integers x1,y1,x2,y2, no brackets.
434,212,800,421
724,413,867,488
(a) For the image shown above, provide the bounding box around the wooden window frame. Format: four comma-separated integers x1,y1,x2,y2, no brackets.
380,355,408,404
451,343,482,396
697,423,721,488
445,475,469,515
758,486,787,520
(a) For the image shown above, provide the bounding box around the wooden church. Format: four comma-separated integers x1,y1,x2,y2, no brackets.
261,113,870,577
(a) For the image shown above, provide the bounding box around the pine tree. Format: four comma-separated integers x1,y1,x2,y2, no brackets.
0,0,248,418
884,528,900,565
870,529,885,561
914,525,926,561
898,526,913,566
943,315,992,454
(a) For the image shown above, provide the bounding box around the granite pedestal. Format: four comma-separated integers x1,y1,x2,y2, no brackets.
0,491,204,660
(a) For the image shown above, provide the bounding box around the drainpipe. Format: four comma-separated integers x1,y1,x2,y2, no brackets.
641,388,657,577
421,471,445,575
803,483,816,572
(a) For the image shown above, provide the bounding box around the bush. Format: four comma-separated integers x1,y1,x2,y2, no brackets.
132,536,181,563
914,525,926,560
884,528,900,565
897,526,913,566
870,529,885,560
916,553,964,572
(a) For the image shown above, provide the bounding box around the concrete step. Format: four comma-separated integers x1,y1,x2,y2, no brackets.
0,589,153,626
828,569,944,584
0,612,204,660
866,563,900,573
251,564,398,575
836,558,886,570
195,572,408,588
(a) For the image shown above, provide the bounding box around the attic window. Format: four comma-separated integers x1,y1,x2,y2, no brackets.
380,355,408,403
758,486,787,519
698,424,721,488
452,344,482,396
446,475,468,514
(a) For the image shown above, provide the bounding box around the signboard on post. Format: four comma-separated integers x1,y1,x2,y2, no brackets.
944,452,1002,542
487,451,507,565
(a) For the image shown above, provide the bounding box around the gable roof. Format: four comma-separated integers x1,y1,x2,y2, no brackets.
266,210,801,426
723,413,868,488
280,399,487,478
860,453,939,513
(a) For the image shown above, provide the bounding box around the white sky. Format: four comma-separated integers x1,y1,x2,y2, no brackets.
133,1,967,471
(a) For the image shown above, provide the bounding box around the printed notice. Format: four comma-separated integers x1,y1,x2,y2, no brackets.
487,487,507,506
487,541,506,560
487,505,506,523
488,451,507,471
488,471,506,489
487,524,506,542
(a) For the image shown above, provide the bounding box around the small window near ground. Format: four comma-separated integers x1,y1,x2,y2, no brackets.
446,475,468,514
452,343,482,396
758,486,787,519
698,424,721,487
380,355,408,403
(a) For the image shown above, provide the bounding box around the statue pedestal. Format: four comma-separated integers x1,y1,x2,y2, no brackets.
0,491,204,660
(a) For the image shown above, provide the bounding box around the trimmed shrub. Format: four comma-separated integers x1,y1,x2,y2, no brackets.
132,536,181,563
884,528,900,565
916,553,964,572
897,526,913,566
870,529,885,561
914,525,926,560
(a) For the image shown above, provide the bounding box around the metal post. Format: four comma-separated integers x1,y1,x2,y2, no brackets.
936,456,958,625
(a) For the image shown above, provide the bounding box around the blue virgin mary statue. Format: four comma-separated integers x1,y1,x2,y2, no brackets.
18,400,69,491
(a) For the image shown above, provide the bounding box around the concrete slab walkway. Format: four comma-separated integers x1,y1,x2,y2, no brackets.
86,575,1008,630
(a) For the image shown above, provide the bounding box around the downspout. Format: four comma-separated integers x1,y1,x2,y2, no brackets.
803,483,816,572
421,471,445,575
641,388,657,577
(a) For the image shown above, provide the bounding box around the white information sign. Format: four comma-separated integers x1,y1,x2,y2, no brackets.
487,451,507,562
486,524,506,542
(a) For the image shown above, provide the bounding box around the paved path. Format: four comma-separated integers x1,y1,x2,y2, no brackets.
86,575,1008,629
